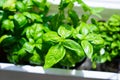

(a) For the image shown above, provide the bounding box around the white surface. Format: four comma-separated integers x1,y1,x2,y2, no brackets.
0,63,119,80
83,0,120,9
48,0,120,9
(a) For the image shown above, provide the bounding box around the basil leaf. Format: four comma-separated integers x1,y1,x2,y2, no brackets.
111,41,118,49
92,53,108,63
86,33,104,45
17,48,26,58
31,13,43,22
81,40,93,58
89,24,99,32
26,23,43,40
14,13,27,28
0,35,11,44
2,19,14,31
0,10,4,21
3,0,16,11
81,14,90,22
43,31,61,43
68,10,79,27
29,50,42,65
23,42,34,53
76,22,89,35
23,12,43,22
33,0,46,5
35,38,42,50
33,0,46,11
23,0,33,10
76,34,86,40
59,0,69,10
77,0,90,12
8,54,19,63
44,44,66,69
58,25,73,38
50,13,65,31
16,1,26,12
0,36,16,47
62,39,85,58
60,49,84,67
0,0,6,7
90,7,104,18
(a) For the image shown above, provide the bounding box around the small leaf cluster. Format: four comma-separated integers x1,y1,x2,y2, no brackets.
91,15,120,65
0,0,49,65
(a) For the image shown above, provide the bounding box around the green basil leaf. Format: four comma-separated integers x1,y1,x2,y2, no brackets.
44,44,66,69
43,31,61,43
107,15,120,31
72,28,79,39
17,48,26,58
35,38,42,50
76,34,86,40
81,40,93,58
50,13,65,31
26,23,43,40
62,39,85,58
77,1,90,12
76,22,89,35
0,0,6,7
2,19,14,31
23,12,32,19
108,15,120,27
58,25,73,38
3,0,16,11
33,0,47,11
111,50,118,56
23,42,34,53
92,8,104,14
68,10,79,27
29,50,42,65
89,24,99,32
111,42,117,49
81,14,90,22
14,13,27,28
60,49,84,67
90,8,104,18
0,10,4,21
59,0,69,10
0,36,16,47
92,53,107,63
23,0,33,10
8,54,19,63
33,0,46,5
0,35,10,44
86,33,104,45
31,13,43,22
16,1,26,12
24,12,42,22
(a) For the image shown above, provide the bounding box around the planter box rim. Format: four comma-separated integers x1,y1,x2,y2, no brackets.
0,63,119,80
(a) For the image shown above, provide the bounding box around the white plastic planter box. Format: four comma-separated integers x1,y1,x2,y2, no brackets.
0,0,120,80
0,63,119,80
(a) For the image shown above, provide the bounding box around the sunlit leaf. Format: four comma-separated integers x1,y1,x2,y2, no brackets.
81,40,93,58
62,39,85,58
58,25,73,38
44,44,66,69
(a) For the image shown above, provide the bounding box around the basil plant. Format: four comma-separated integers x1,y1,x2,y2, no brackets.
0,0,110,69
